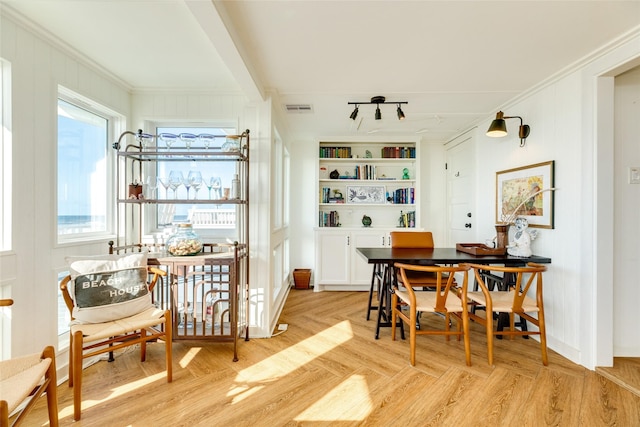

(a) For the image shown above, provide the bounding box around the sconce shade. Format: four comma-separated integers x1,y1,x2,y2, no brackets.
375,105,382,120
349,106,359,120
486,110,531,147
486,111,507,137
397,105,405,120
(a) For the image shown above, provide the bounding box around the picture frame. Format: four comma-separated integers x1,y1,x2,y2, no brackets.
347,185,386,204
496,160,555,229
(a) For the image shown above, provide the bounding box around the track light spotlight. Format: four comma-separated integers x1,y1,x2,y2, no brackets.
347,96,408,121
349,105,359,120
486,111,531,147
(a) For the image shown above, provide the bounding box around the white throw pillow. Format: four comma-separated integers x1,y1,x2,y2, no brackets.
66,253,153,324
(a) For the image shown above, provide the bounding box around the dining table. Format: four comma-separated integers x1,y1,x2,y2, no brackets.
355,247,552,339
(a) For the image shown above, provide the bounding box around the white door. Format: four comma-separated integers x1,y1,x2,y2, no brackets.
446,135,475,246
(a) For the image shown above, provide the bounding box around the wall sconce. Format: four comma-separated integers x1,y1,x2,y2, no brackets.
348,96,407,121
486,111,531,147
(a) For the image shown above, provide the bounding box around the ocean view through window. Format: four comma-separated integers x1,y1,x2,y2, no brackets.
57,93,116,240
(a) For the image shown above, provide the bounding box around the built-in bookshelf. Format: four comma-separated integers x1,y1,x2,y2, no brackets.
317,140,419,229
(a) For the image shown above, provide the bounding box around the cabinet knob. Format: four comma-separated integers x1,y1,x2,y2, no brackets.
467,212,472,217
465,223,472,228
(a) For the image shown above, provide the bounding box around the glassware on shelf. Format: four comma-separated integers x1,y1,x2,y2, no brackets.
138,133,154,150
209,176,222,199
145,176,158,199
158,176,170,199
222,135,241,152
159,133,178,151
168,170,184,199
166,223,203,256
179,133,197,151
188,170,203,200
199,134,215,150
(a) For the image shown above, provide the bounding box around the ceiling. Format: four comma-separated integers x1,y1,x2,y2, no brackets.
3,1,640,143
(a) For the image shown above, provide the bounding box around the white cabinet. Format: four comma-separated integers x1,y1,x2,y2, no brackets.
315,228,391,291
315,230,351,286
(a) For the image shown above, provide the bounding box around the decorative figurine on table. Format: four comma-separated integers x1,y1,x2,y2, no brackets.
402,168,410,180
362,215,372,227
507,217,538,257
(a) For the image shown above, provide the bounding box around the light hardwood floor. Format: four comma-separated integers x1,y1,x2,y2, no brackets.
27,289,640,426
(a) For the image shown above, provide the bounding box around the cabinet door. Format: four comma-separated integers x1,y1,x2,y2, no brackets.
351,231,386,286
316,231,350,286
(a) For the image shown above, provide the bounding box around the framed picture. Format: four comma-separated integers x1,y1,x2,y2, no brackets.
347,185,386,204
496,160,555,229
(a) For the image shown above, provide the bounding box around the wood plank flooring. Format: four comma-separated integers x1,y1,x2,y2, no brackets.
27,289,640,426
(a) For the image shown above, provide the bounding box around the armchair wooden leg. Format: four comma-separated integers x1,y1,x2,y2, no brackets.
72,330,83,421
1,400,8,427
409,307,417,366
164,311,173,382
140,329,147,362
43,346,59,427
68,333,74,388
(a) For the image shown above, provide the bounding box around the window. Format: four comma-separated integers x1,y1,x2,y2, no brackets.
57,89,119,242
152,125,237,234
0,59,11,252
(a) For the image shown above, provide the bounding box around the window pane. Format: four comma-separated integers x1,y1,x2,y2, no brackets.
156,126,237,228
57,99,108,236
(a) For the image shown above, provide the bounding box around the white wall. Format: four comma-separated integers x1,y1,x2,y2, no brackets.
613,65,640,356
0,11,131,358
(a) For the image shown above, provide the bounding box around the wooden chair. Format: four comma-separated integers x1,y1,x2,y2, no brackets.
390,231,441,288
368,231,437,320
59,267,173,421
0,299,59,427
466,262,548,365
391,263,471,366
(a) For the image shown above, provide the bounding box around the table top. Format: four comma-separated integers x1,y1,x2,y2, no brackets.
355,247,551,265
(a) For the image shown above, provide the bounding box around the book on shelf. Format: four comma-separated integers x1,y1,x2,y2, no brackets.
319,210,340,227
398,210,416,228
354,164,377,180
319,146,352,159
387,187,415,204
381,146,416,159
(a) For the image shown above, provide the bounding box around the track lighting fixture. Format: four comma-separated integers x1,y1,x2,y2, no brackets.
349,105,359,120
486,111,531,147
348,96,408,121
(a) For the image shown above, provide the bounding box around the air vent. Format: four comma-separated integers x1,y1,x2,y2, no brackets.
284,104,313,113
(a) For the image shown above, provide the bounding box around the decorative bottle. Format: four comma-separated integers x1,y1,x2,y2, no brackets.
232,174,240,199
166,223,203,256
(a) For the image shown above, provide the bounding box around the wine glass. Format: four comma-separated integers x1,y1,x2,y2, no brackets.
158,176,170,199
145,176,158,199
188,171,203,200
168,171,184,199
199,134,215,150
179,133,197,152
210,176,222,200
159,133,177,152
139,133,154,150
